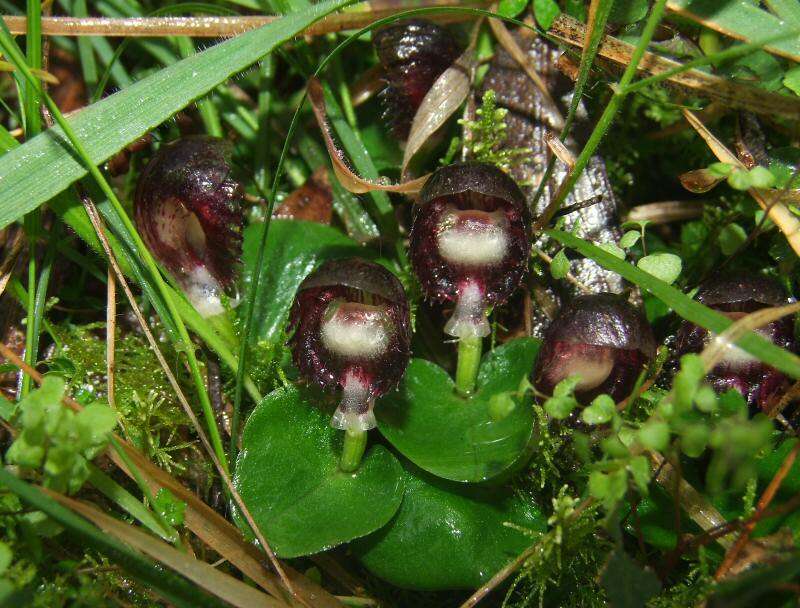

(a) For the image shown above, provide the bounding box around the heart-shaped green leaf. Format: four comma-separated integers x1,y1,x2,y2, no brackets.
376,338,540,482
240,219,365,344
233,385,404,558
352,460,545,590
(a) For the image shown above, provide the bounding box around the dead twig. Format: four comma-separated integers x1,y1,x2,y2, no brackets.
1,6,471,38
715,441,800,580
548,14,800,121
106,267,116,412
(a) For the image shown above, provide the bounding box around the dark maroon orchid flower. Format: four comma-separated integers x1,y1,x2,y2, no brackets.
534,294,656,404
676,275,797,412
134,136,243,318
289,258,411,433
373,19,460,140
410,162,531,339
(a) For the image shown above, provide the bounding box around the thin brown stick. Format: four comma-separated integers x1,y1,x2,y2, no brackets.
548,14,800,120
76,196,300,602
1,6,470,38
715,441,800,580
106,266,116,412
0,230,24,298
649,452,733,549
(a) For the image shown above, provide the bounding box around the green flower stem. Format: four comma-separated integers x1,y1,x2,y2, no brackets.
340,428,367,473
455,336,483,396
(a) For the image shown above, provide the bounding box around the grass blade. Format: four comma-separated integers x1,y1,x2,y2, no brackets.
0,0,358,232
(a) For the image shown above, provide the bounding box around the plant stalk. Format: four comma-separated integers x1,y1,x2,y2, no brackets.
340,428,367,473
455,336,482,396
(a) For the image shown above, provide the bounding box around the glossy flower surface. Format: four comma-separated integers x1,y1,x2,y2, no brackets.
410,162,530,339
134,136,243,318
534,293,656,404
373,19,460,139
676,275,797,412
289,258,411,431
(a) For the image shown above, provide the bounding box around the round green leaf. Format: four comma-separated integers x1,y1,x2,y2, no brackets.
636,253,682,284
619,230,641,249
234,386,404,558
718,223,748,256
498,0,529,19
352,460,545,590
377,338,540,482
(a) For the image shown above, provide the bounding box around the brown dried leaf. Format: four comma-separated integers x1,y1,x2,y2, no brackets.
401,48,476,177
679,168,724,193
307,77,429,195
273,167,333,224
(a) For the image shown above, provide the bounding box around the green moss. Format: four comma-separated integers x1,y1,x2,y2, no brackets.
48,323,203,476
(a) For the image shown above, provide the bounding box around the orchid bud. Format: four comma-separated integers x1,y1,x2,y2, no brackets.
289,258,411,433
534,294,656,404
676,275,797,412
410,162,531,340
134,136,243,319
373,19,460,140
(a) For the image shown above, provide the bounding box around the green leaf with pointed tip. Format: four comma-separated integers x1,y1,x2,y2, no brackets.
234,385,404,558
240,219,364,344
352,460,545,590
377,338,540,482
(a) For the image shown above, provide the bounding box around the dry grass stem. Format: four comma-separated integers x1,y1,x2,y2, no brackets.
548,14,800,120
1,5,470,38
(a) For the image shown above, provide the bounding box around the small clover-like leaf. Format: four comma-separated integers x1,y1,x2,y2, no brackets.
694,385,718,413
707,162,733,178
637,253,681,284
718,223,748,256
154,488,186,527
680,424,709,458
638,420,670,451
544,395,578,420
727,168,752,190
553,375,581,398
597,242,626,260
550,248,570,279
533,0,560,29
581,395,616,425
628,455,651,494
619,230,641,249
0,541,11,576
748,166,775,189
498,0,529,19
